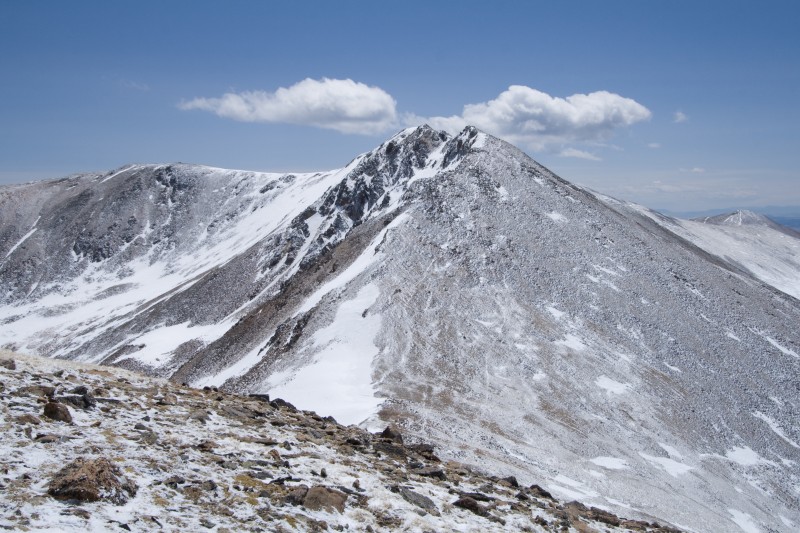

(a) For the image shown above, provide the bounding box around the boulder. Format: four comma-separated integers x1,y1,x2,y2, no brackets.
396,486,440,516
303,486,348,512
453,496,488,517
379,425,403,444
43,401,72,423
48,458,137,505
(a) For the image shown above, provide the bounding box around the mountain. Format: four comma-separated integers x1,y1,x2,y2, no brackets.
694,209,800,237
661,206,800,231
1,126,798,532
0,350,685,532
610,206,800,300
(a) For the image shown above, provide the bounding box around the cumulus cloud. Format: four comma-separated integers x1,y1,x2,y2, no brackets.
559,148,602,161
673,111,688,123
408,85,650,151
179,78,397,135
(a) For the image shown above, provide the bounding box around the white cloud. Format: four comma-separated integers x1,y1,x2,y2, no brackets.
680,167,705,173
648,142,661,149
560,148,602,161
179,78,397,135
408,85,650,151
673,111,688,123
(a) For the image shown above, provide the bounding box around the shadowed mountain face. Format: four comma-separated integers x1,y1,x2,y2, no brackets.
1,126,798,532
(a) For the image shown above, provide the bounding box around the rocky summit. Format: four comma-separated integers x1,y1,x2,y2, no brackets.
0,351,683,532
1,126,799,532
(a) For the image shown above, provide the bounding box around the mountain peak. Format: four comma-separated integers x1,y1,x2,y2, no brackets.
694,209,771,226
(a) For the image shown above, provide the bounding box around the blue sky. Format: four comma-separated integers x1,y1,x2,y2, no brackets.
1,1,798,212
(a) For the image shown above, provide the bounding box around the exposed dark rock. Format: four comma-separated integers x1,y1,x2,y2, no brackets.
303,486,348,513
34,433,61,443
453,496,488,517
187,409,210,423
395,486,440,516
529,484,555,500
60,508,91,520
458,491,494,502
56,393,96,409
0,359,16,370
158,393,178,405
410,467,447,481
379,425,403,444
18,385,57,398
284,484,309,506
16,413,42,425
270,398,297,411
373,440,406,458
48,457,137,505
500,475,519,488
162,475,186,489
43,401,72,423
196,440,216,452
248,393,270,403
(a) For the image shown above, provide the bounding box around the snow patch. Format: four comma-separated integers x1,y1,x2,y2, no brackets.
590,456,628,470
728,509,760,533
595,375,629,395
556,334,586,351
725,447,763,466
658,443,683,459
4,227,38,258
639,453,692,477
267,284,383,425
546,212,567,223
762,335,798,358
752,411,800,448
100,165,136,183
121,320,233,368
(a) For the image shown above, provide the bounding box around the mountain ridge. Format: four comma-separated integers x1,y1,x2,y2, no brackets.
1,126,799,532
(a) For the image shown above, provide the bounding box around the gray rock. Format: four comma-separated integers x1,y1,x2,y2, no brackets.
397,486,440,516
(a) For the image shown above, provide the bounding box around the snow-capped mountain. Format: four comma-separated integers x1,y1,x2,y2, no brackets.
607,204,800,300
1,126,798,532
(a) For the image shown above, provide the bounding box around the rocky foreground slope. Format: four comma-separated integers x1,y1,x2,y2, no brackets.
0,351,682,532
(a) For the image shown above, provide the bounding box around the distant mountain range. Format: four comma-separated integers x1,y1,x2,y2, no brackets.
662,206,800,230
1,126,798,532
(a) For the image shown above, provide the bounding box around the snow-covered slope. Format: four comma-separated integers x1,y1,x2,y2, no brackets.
604,204,800,300
1,126,799,532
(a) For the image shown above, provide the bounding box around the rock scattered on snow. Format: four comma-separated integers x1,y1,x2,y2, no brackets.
0,350,685,532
